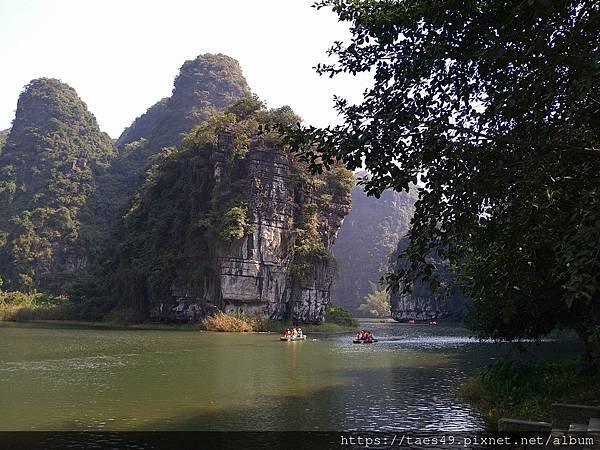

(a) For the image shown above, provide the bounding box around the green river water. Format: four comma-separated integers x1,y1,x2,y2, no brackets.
0,321,580,431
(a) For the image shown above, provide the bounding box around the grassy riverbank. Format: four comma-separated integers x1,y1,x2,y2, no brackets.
462,357,600,429
0,291,76,321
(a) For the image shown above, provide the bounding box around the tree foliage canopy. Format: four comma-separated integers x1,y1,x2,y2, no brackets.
284,0,600,356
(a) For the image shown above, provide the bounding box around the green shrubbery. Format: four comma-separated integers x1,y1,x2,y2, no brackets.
325,304,358,328
0,291,75,321
220,204,254,241
463,358,600,427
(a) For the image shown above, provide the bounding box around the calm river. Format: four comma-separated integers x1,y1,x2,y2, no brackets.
0,321,579,431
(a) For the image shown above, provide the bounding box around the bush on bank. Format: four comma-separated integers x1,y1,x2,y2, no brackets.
325,304,359,328
201,311,265,332
0,291,76,321
462,358,600,428
200,309,360,333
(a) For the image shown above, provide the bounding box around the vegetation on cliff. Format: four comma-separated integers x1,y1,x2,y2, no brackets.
100,97,352,317
285,1,600,363
109,53,252,203
0,129,8,154
0,78,115,292
80,54,253,267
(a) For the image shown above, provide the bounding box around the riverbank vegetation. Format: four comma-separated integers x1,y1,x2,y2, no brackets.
358,282,391,318
200,306,358,333
201,311,264,332
0,291,75,321
462,358,600,429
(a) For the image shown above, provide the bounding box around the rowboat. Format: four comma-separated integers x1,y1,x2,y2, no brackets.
280,335,307,341
352,339,378,344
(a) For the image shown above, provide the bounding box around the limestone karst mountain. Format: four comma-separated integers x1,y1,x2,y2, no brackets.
108,53,252,205
331,173,417,314
0,78,115,291
108,101,353,323
79,54,254,266
0,56,353,324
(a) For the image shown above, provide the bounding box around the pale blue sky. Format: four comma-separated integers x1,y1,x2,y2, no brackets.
0,0,369,138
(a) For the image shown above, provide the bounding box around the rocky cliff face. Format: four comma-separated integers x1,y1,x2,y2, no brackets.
111,104,352,323
331,173,417,314
389,237,469,322
182,138,350,323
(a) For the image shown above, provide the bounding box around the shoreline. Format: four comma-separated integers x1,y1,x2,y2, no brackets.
0,319,358,334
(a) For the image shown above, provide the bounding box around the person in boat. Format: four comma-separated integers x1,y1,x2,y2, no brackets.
297,328,303,338
292,328,298,338
356,330,364,340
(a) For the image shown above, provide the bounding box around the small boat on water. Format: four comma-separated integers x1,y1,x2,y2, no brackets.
353,339,378,344
280,335,307,341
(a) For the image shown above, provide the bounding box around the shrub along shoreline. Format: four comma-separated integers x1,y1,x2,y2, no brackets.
200,310,357,333
462,357,600,430
0,291,76,321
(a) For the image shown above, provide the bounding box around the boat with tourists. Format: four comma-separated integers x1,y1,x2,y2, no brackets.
353,330,378,344
281,327,306,341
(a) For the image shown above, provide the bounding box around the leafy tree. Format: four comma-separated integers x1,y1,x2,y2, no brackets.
359,281,390,318
284,1,600,362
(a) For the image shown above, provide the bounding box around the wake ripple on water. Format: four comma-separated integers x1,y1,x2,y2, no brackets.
0,355,129,373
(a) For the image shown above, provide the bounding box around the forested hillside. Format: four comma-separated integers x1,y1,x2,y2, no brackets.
0,79,115,292
109,53,251,205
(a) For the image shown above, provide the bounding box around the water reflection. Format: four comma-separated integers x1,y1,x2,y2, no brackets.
0,321,580,431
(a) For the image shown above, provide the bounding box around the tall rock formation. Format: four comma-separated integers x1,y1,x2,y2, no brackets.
108,103,353,323
0,78,115,291
110,53,251,203
331,174,417,314
389,236,470,322
80,54,253,265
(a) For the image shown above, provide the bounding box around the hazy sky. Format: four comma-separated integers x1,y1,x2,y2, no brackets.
0,0,370,138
